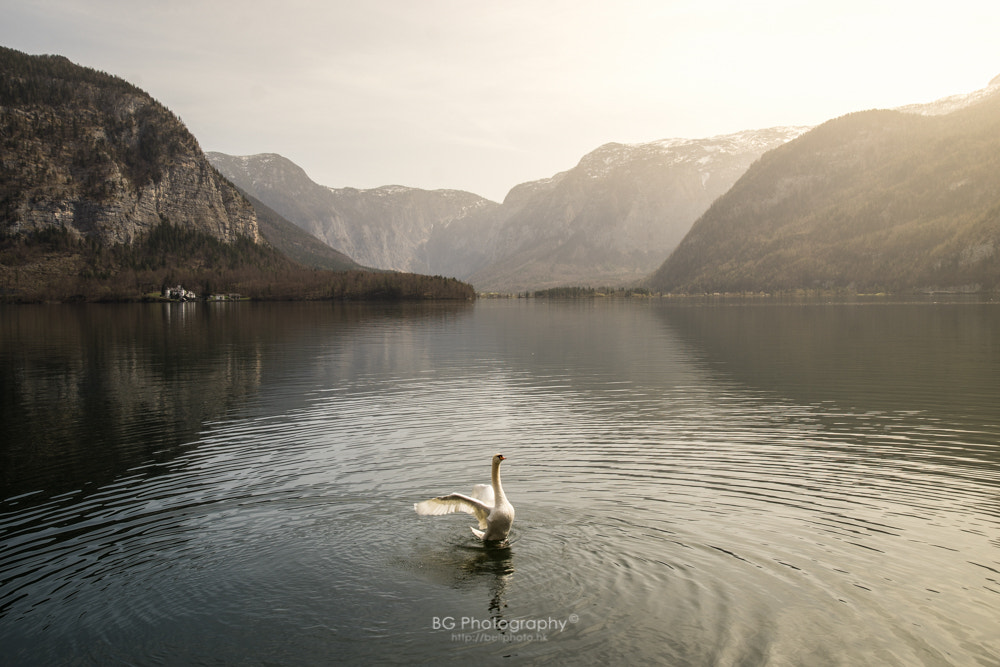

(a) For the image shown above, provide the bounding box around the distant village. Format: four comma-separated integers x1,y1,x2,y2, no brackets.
162,285,242,302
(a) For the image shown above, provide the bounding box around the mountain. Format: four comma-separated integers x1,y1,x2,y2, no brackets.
894,74,1000,117
0,48,476,302
647,82,1000,294
206,152,496,272
212,127,806,293
455,127,810,292
0,47,259,246
239,190,360,271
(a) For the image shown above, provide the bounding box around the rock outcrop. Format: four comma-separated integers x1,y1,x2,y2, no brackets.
207,152,494,271
1,47,259,246
211,127,807,292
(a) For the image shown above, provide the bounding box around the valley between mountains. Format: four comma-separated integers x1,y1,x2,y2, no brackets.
4,44,999,298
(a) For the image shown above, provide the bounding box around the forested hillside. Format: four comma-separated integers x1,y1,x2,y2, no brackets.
648,91,1000,294
0,48,474,302
0,221,473,302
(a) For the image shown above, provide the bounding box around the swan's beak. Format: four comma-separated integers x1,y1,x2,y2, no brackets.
497,454,505,461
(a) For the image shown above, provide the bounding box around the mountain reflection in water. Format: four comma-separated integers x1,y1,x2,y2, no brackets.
1,299,998,665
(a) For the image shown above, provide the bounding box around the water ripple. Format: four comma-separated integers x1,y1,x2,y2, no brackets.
2,301,999,664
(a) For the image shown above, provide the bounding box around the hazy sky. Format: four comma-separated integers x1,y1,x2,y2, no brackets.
3,0,998,201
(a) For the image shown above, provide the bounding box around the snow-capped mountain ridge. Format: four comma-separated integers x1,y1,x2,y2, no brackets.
577,126,811,180
210,75,1000,292
211,123,816,291
895,74,1000,116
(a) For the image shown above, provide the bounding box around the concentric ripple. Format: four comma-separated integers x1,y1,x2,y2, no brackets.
1,300,998,664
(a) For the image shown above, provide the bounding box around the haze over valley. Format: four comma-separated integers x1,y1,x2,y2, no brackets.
207,74,1000,294
3,30,1000,297
208,127,810,292
4,6,1000,664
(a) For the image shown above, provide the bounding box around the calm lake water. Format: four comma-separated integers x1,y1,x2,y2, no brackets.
1,298,999,665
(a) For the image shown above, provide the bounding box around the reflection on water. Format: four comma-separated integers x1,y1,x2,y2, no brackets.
416,542,515,622
1,299,998,664
0,301,476,497
658,300,1000,421
0,303,265,497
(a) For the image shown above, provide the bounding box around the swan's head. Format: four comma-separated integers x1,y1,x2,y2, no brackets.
493,454,505,465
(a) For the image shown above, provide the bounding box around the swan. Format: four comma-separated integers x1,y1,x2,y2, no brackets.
414,454,515,543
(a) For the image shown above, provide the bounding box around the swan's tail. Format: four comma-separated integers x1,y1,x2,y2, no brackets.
470,526,485,540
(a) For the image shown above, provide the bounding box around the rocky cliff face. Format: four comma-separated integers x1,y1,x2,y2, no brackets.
212,127,806,292
326,185,497,272
435,128,810,292
0,47,259,246
207,152,494,271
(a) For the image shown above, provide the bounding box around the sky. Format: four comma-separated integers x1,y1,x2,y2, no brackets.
3,0,999,202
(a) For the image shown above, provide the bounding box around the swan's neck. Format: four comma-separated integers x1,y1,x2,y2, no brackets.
492,462,507,502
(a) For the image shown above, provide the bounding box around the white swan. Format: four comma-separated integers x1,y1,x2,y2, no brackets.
414,454,515,543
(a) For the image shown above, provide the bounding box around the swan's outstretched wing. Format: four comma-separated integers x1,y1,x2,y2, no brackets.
414,493,490,529
470,483,494,507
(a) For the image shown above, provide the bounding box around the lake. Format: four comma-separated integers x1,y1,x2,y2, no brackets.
1,298,999,665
